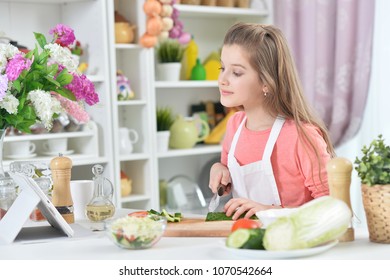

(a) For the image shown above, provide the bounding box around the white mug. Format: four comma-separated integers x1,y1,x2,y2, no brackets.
7,140,36,156
119,127,139,154
43,138,68,154
70,180,94,221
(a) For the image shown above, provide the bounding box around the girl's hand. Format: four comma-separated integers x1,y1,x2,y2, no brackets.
224,198,281,220
209,162,231,195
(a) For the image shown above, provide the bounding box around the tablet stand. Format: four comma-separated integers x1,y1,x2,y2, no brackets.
0,172,74,244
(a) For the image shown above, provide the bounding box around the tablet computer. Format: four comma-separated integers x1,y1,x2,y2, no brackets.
0,171,74,244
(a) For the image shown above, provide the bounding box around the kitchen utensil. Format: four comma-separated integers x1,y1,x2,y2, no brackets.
208,183,226,212
164,218,234,237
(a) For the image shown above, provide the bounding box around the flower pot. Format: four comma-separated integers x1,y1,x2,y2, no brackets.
156,63,181,81
156,130,170,153
361,184,390,244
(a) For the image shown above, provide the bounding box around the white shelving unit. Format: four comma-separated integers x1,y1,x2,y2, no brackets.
154,2,272,207
1,0,271,211
0,0,115,187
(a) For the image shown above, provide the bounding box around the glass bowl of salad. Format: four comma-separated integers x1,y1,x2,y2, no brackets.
106,214,167,249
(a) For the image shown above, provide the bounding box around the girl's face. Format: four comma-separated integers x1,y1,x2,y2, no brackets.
218,44,265,110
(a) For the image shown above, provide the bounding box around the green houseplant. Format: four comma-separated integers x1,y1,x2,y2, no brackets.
156,39,185,63
156,106,174,132
155,39,185,81
354,134,390,244
156,106,174,152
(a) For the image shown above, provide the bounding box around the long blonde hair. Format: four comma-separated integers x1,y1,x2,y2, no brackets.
223,22,335,179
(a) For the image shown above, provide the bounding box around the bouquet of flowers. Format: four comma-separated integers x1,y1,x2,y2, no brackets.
0,24,99,133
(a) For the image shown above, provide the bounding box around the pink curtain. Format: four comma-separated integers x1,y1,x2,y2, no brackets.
274,0,375,147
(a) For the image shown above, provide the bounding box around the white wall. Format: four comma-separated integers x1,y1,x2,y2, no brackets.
336,0,390,228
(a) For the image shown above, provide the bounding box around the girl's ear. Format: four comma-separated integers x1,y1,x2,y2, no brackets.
263,84,269,93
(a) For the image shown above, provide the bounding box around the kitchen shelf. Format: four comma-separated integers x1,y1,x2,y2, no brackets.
87,75,105,83
121,194,151,203
175,4,269,19
0,0,91,3
115,44,142,50
117,100,147,106
155,81,218,89
119,153,150,161
4,126,95,142
157,145,222,158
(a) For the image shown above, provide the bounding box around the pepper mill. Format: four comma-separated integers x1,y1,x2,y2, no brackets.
50,154,74,224
326,157,354,242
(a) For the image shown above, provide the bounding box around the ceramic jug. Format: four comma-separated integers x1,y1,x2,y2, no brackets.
119,127,139,154
169,116,210,149
115,22,136,44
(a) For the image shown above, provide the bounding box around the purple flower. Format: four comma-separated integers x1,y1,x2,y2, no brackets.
0,74,8,101
50,24,75,47
65,73,99,105
5,53,32,81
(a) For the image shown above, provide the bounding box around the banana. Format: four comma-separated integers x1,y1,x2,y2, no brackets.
204,109,236,144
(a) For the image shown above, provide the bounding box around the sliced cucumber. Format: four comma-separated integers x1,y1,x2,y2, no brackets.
226,229,251,248
226,228,266,250
241,228,265,250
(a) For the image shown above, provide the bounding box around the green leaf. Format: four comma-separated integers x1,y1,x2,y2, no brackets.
55,87,76,101
44,76,61,87
34,32,47,49
12,79,21,92
56,72,73,86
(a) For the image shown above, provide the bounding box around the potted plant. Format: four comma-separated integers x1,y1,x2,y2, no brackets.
155,39,185,81
354,134,390,244
156,106,175,152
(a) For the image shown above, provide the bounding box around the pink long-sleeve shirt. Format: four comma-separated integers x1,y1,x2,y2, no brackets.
221,111,330,207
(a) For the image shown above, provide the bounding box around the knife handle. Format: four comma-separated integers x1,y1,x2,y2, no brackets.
217,183,230,196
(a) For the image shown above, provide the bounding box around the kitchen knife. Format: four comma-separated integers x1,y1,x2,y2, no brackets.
208,184,226,212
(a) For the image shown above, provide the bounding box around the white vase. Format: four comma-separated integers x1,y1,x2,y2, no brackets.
156,63,181,81
156,131,170,153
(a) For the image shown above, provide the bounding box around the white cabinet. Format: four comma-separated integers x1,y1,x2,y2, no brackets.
0,0,115,185
1,0,271,211
104,1,272,211
106,0,157,209
154,2,272,208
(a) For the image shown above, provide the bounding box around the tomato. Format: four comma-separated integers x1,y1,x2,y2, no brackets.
231,218,261,232
128,211,149,217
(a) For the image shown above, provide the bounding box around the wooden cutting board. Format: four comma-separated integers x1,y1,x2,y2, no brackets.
164,218,234,237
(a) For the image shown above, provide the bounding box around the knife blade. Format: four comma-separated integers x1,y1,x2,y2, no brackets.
208,184,227,212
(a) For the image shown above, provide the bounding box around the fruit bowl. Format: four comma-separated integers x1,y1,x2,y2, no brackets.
106,214,167,250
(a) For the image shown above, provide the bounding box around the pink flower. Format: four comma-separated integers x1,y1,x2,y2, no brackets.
54,93,90,124
5,53,32,81
65,73,99,106
49,24,75,47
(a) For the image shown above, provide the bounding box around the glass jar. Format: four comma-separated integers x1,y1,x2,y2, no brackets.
0,177,17,220
30,177,52,221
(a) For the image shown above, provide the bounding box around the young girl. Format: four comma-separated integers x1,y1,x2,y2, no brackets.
209,22,335,220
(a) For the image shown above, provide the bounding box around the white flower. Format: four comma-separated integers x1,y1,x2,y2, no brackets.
27,89,63,129
44,43,78,73
0,44,21,73
0,93,19,114
0,44,20,59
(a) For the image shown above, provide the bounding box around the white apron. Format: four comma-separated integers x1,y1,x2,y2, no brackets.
227,116,285,205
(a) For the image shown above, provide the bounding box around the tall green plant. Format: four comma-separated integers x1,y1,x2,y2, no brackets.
156,39,185,63
354,134,390,186
156,107,174,131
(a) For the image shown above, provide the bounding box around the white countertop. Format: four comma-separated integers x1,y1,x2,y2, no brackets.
0,211,389,260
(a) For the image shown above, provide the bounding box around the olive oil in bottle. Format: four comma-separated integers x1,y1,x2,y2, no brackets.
85,165,115,222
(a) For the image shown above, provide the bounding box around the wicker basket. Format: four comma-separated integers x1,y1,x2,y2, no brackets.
217,0,234,7
236,0,250,8
181,0,201,5
361,184,390,244
201,0,217,6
